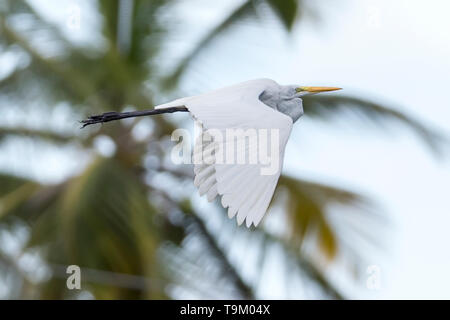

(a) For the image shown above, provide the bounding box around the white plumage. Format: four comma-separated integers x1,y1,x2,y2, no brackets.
156,79,293,227
83,79,340,227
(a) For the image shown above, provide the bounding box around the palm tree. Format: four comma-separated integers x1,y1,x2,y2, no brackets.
0,0,444,299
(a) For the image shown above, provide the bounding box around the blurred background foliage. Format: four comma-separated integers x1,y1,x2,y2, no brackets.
0,0,445,299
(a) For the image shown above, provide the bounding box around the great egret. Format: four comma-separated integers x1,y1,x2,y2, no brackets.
82,79,341,227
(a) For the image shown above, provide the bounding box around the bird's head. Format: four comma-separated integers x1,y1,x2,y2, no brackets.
260,84,341,123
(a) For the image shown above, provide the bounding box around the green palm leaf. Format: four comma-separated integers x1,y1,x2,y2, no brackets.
303,94,447,154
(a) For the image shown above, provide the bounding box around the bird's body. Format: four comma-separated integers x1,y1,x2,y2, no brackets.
82,79,341,228
156,79,294,227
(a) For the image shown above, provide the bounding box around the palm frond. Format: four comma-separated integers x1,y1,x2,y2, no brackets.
0,173,40,220
275,175,383,260
0,127,74,144
161,0,312,89
0,172,34,195
185,209,255,299
0,157,167,299
0,18,99,104
258,229,344,299
265,0,302,30
303,94,448,154
162,0,255,89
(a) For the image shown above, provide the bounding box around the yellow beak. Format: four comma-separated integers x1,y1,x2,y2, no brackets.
296,86,342,93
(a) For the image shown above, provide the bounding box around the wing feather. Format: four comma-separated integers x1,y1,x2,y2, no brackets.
160,79,293,227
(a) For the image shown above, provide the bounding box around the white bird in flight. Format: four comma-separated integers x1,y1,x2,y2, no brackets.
82,79,341,227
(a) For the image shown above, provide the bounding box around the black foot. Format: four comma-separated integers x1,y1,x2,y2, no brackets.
80,112,123,128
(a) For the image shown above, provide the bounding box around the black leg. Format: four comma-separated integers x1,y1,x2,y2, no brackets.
80,107,189,128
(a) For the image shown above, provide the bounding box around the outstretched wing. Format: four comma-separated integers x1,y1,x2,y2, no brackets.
158,79,293,227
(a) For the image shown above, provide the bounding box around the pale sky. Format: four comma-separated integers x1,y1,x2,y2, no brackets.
12,0,450,299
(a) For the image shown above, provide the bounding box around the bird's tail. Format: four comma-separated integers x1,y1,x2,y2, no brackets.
154,97,190,110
